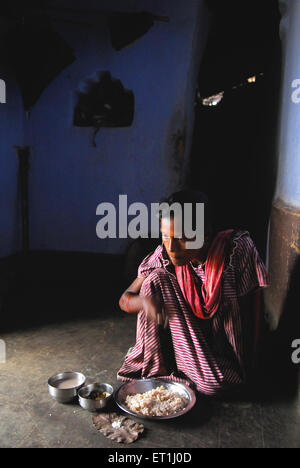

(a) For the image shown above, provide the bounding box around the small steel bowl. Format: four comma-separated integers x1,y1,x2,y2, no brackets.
48,371,86,403
114,378,196,420
78,383,114,412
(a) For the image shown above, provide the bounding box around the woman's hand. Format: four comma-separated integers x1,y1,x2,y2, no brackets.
142,296,168,327
119,277,168,327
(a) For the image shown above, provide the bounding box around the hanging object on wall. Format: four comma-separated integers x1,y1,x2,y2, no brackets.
73,71,134,147
2,21,76,110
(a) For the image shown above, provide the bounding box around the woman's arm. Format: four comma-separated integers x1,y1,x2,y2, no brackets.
119,277,146,313
119,276,164,325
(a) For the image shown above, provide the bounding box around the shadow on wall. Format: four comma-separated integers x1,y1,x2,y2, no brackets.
259,256,300,400
187,0,281,260
188,71,281,260
0,251,126,333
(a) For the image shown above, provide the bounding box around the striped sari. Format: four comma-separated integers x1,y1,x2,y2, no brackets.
117,230,269,395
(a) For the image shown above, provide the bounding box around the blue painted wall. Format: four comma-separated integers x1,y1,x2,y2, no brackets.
1,0,208,256
0,67,23,258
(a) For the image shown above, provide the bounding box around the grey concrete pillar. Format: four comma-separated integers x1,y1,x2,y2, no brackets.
265,0,300,329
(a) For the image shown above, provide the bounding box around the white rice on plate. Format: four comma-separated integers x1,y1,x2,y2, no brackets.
124,385,188,417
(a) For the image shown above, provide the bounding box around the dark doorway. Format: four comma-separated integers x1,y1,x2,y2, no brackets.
188,0,281,257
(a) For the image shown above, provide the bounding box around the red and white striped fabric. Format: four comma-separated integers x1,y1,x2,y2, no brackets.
117,230,269,395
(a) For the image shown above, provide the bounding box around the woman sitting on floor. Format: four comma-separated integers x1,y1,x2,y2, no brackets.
117,190,269,395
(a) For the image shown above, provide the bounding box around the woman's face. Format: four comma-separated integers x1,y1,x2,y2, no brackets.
160,216,204,266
